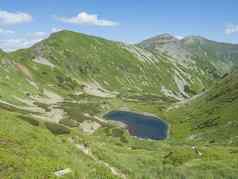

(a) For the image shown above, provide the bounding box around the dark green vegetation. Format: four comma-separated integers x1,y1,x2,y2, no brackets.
0,30,238,178
45,122,71,135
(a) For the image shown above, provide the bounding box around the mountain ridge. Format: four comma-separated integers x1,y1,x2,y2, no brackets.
0,30,237,105
4,30,211,101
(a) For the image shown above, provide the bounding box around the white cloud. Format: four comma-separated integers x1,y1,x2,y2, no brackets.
175,35,184,40
57,11,119,27
225,24,238,35
0,32,48,52
32,31,47,37
0,28,15,34
51,27,63,33
0,37,43,52
0,10,32,26
0,27,65,51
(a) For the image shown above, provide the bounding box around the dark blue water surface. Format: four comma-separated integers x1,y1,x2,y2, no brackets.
104,111,168,140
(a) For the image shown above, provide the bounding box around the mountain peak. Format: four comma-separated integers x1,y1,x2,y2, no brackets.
49,29,78,37
47,30,105,42
144,33,178,43
155,33,177,39
139,33,178,48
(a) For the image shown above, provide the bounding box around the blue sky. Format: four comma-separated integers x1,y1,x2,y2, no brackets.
0,0,238,51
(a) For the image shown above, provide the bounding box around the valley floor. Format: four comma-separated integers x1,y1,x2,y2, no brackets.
0,92,238,179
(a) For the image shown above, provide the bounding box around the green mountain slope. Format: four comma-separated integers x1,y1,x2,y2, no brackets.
166,69,238,145
1,31,237,105
2,30,235,107
5,30,225,103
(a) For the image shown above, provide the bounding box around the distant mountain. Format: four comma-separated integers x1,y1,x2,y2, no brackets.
139,33,179,48
139,34,238,76
181,36,238,72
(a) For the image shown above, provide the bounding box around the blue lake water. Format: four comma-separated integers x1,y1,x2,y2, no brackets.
104,111,168,140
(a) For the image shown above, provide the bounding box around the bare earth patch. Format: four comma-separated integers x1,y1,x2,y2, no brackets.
79,120,101,134
83,81,117,98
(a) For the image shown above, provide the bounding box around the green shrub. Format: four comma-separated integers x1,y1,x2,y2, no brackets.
45,122,70,135
18,115,40,126
184,85,197,95
120,135,128,143
111,128,124,138
33,102,51,112
59,118,79,127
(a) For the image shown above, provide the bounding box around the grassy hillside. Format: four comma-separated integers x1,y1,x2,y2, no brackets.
166,70,238,145
1,30,233,106
8,30,218,100
1,94,238,178
0,108,120,178
0,55,40,104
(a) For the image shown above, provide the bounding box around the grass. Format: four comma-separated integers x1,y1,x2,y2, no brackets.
72,123,238,179
17,115,40,126
0,108,119,178
59,93,238,178
166,70,238,145
1,89,238,178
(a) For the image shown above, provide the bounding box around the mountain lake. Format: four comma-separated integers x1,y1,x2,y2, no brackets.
104,111,168,140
